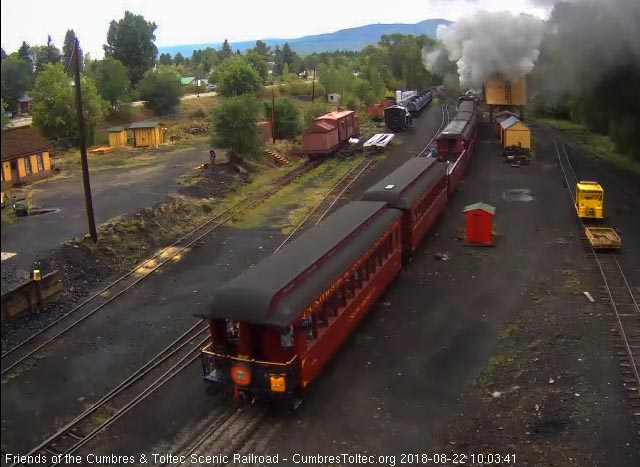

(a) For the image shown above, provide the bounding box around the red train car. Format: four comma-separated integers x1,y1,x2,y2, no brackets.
368,99,393,120
361,158,447,258
436,98,479,195
301,110,360,156
198,202,402,400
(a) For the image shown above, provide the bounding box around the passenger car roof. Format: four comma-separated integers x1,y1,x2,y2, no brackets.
362,158,446,209
197,201,401,327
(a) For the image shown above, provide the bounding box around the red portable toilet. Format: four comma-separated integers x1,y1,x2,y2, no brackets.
463,202,495,245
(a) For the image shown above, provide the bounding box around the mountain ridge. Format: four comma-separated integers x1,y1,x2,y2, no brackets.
158,19,452,57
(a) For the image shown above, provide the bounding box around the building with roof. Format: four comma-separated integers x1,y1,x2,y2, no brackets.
106,126,128,149
499,116,530,149
17,95,33,116
129,121,165,148
180,77,196,86
1,126,53,189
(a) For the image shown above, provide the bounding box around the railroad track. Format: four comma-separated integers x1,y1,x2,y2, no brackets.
274,157,376,252
164,405,270,467
532,121,640,205
10,159,332,465
555,139,640,425
1,160,321,379
11,323,208,467
416,99,451,157
166,156,378,463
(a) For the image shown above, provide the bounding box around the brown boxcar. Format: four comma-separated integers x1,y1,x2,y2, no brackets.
301,121,340,155
362,158,447,258
198,201,402,399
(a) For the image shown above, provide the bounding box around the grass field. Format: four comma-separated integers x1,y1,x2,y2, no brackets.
534,117,640,175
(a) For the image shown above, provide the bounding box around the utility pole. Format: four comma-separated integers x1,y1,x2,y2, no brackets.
271,88,276,144
311,67,316,101
74,38,97,242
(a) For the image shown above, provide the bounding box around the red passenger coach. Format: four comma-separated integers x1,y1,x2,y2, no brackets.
197,202,402,400
436,98,479,195
362,158,447,258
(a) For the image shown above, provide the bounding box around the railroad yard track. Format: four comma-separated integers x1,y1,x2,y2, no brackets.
11,322,208,466
1,160,321,379
416,99,451,158
10,154,375,465
555,139,640,425
165,156,379,464
532,121,640,205
274,157,376,252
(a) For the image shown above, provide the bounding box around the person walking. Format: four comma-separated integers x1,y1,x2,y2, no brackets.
209,148,217,166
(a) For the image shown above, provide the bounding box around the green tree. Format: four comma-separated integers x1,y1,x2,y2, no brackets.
254,40,270,57
85,58,131,108
104,11,158,85
35,35,61,74
174,52,185,66
1,55,33,111
158,53,172,66
221,39,232,60
246,49,269,81
211,95,262,162
213,56,262,97
31,63,107,144
62,30,83,73
137,66,182,115
1,48,7,60
263,97,300,139
1,99,10,128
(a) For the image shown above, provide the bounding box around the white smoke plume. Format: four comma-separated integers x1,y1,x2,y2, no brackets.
424,11,545,88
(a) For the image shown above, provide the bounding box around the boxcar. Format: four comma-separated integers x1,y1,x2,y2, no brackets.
384,105,412,132
362,158,447,258
197,202,402,399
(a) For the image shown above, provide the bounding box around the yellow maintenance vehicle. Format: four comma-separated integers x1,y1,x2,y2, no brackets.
575,181,604,219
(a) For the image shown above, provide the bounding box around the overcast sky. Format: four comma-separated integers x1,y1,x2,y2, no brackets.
1,0,550,58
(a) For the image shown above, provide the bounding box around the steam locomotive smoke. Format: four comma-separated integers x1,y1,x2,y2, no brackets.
423,11,545,88
532,0,640,91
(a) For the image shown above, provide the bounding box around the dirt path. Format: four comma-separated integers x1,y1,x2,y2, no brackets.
1,142,209,289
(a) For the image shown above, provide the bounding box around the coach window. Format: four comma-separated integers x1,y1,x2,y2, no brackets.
301,316,315,340
226,320,240,342
337,286,345,308
312,312,320,336
327,294,337,317
321,301,330,326
280,326,294,348
345,276,353,299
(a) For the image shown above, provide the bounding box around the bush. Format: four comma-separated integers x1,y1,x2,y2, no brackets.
263,97,300,139
137,66,182,116
211,95,263,161
303,101,328,128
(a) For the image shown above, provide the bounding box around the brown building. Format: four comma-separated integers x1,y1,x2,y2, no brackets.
1,126,52,189
107,126,128,148
130,121,164,148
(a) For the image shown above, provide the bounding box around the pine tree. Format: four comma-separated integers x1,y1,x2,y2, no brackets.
18,41,33,74
221,39,232,60
62,30,83,73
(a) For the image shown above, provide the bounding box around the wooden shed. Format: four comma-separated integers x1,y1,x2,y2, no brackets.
107,126,128,149
1,126,52,189
130,121,164,148
463,202,495,245
499,116,531,149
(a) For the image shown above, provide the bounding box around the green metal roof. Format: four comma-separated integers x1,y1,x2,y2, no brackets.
106,126,125,132
129,121,161,129
180,76,195,85
463,202,495,215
